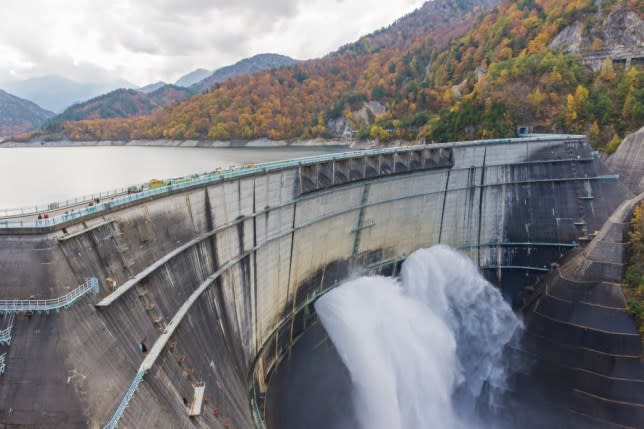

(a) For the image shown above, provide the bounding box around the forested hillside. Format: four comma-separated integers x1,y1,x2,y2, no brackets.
28,0,644,149
0,89,54,136
49,0,498,141
46,85,193,127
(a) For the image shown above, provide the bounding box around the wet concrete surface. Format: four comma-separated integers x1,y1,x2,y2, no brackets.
265,322,359,429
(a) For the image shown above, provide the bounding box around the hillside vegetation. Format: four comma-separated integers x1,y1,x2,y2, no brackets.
45,85,194,128
625,202,644,343
30,0,644,149
0,89,54,136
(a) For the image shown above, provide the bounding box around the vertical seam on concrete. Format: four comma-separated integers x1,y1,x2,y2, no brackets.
351,184,370,258
477,148,487,265
185,194,195,233
438,168,451,243
286,201,297,313
252,177,259,355
204,187,218,268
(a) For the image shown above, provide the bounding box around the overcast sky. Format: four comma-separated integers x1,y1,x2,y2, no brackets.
0,0,425,86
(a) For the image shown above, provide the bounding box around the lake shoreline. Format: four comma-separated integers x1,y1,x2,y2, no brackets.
0,138,367,149
0,144,349,209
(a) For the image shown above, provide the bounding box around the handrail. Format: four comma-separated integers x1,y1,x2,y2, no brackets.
0,135,586,229
580,47,644,58
103,370,146,429
0,278,99,313
0,188,132,219
0,313,15,345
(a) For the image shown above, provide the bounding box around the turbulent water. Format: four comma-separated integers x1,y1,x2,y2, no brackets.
315,245,523,429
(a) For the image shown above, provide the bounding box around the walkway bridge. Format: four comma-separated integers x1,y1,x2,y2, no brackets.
0,134,636,429
581,47,644,71
0,278,98,314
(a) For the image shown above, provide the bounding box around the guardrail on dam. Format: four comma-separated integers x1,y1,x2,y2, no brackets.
0,135,633,428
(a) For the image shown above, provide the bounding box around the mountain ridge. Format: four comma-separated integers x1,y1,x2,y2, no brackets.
0,89,54,137
49,0,497,141
175,68,211,87
191,53,297,92
21,0,644,149
0,75,134,113
45,85,194,128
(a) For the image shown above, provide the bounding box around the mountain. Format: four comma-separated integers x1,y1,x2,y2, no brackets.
43,0,644,147
0,89,54,137
175,68,211,87
418,0,643,147
139,81,167,94
47,85,194,126
55,0,496,141
191,53,297,92
0,75,134,113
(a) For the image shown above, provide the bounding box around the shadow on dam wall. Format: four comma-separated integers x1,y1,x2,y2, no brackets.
0,136,636,428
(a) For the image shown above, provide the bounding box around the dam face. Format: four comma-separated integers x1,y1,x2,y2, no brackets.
0,136,632,428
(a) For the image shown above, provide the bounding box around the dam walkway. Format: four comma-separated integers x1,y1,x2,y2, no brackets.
0,278,98,314
0,135,585,232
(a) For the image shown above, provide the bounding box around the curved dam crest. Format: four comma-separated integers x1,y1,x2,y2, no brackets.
0,136,636,428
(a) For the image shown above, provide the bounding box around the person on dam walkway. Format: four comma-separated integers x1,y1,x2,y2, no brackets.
139,337,148,353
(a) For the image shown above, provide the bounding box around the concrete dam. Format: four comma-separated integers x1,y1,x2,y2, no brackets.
0,135,641,428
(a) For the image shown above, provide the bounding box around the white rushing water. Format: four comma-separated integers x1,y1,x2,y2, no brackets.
315,245,523,429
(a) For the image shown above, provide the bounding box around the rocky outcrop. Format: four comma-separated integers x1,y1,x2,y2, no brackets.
549,21,584,53
594,8,644,52
326,101,388,138
606,126,644,195
550,6,644,54
326,117,354,139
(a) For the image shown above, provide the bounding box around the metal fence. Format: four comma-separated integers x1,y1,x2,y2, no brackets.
0,313,15,345
103,369,146,429
0,278,99,313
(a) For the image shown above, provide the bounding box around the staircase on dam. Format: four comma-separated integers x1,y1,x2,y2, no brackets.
0,135,638,429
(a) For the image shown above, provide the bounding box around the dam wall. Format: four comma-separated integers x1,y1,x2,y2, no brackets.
511,192,644,429
0,136,631,428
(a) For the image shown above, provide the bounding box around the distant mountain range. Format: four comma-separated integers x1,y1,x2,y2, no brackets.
0,75,134,113
191,53,296,92
175,68,211,87
35,53,297,127
48,0,643,148
48,85,194,125
138,81,167,94
0,89,54,137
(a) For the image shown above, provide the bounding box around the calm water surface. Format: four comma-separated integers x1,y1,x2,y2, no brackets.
0,145,347,209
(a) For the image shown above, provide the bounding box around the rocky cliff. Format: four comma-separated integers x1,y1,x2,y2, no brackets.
606,126,644,195
550,5,643,53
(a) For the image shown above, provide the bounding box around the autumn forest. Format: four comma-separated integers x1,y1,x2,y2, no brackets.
26,0,644,152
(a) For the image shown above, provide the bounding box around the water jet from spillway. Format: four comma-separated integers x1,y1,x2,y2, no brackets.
315,245,523,429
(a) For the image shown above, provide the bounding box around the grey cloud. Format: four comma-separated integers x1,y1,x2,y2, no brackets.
0,0,425,86
153,0,300,18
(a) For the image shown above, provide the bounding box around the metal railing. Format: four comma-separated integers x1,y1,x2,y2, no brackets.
103,369,146,429
0,188,132,219
580,47,644,60
0,314,15,345
0,278,99,313
0,353,5,375
0,135,586,229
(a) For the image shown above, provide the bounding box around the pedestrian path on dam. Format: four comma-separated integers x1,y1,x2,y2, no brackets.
0,134,635,429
